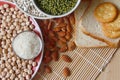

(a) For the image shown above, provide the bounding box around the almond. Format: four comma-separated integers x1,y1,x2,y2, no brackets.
58,40,67,47
53,27,62,32
66,24,72,32
68,41,76,51
43,57,52,64
59,37,67,43
55,18,64,24
44,50,50,57
43,19,49,26
57,31,66,37
69,13,75,25
44,65,52,73
49,31,55,37
65,32,72,41
61,55,72,62
56,23,67,28
59,45,68,52
63,17,70,24
61,27,66,32
63,67,71,77
47,21,54,30
51,51,59,61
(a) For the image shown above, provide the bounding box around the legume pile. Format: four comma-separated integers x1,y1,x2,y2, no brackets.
35,0,78,15
0,4,37,80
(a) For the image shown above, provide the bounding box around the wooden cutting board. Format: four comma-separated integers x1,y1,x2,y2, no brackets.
97,48,120,80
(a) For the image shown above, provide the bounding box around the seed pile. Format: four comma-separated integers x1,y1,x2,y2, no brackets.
38,13,76,77
35,0,78,15
0,4,37,80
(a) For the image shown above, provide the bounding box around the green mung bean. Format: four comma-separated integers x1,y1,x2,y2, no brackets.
35,0,77,15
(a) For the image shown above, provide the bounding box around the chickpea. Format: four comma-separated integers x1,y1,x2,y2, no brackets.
6,39,11,44
3,36,7,40
30,24,35,29
32,62,37,67
27,69,32,75
26,75,30,80
1,30,6,36
14,11,17,15
3,68,8,72
15,7,19,11
3,4,9,8
10,74,15,80
20,77,25,80
17,14,21,19
9,69,14,74
1,10,5,13
15,26,20,30
12,15,16,18
10,7,14,12
15,18,19,22
11,62,16,66
22,72,27,77
15,77,19,80
15,69,20,75
10,37,14,42
10,25,15,30
2,77,6,80
6,8,10,12
28,60,33,64
13,66,17,71
24,69,28,73
4,12,9,16
4,44,9,49
8,58,12,63
7,54,12,58
16,59,21,64
19,19,23,23
2,49,8,54
27,64,32,69
1,64,5,68
17,30,22,33
18,74,22,78
5,72,11,78
9,12,13,16
6,63,12,70
18,64,22,69
21,22,26,26
1,71,7,77
18,11,23,15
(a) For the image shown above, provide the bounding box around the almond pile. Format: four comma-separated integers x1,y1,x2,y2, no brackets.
37,13,76,76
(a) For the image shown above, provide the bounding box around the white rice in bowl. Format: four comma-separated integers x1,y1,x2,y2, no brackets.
12,31,42,59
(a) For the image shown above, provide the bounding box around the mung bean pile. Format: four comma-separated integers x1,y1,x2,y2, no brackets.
35,0,78,15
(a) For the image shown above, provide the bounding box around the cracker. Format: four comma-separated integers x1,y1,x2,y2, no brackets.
102,26,120,39
102,13,120,31
94,2,118,23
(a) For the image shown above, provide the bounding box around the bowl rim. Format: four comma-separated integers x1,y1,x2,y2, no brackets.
32,0,81,18
12,31,43,60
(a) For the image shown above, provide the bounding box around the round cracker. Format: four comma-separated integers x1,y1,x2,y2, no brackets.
102,13,120,31
102,26,120,39
94,2,118,23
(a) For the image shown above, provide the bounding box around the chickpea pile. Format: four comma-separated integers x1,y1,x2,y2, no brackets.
0,4,37,80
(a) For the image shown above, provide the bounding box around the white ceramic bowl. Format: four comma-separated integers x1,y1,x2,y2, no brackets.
12,31,43,60
32,0,81,18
